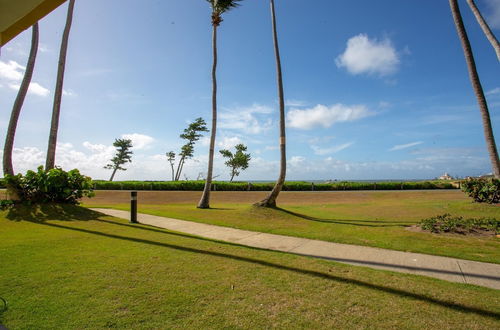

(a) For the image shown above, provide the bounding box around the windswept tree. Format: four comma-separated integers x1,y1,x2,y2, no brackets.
255,0,287,207
3,23,39,176
46,0,75,170
449,0,500,178
105,139,133,181
220,144,251,182
466,0,500,62
166,118,208,181
198,0,243,209
166,151,176,181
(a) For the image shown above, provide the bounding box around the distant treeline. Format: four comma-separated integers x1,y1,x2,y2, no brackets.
84,180,458,191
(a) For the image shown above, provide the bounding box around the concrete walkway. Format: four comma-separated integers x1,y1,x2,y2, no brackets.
91,208,500,290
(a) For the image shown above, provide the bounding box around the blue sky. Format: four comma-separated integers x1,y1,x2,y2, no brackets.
1,0,499,181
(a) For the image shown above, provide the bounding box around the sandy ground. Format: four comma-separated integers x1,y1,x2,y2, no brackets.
82,189,469,205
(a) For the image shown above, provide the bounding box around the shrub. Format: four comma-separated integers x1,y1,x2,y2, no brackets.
461,178,499,204
0,200,14,210
4,166,94,204
0,178,5,189
420,214,499,234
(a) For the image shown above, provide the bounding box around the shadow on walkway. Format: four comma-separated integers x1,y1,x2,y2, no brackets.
36,220,500,320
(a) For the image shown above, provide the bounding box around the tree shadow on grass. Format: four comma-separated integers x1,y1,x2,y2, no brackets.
274,207,409,228
5,204,105,223
35,220,500,320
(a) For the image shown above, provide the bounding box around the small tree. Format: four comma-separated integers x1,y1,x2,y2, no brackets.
167,118,208,181
166,151,176,181
105,139,133,181
220,144,251,182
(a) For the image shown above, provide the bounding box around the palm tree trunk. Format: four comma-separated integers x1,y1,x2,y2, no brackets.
230,170,235,183
170,163,175,181
466,0,500,62
449,0,500,178
175,155,185,181
46,0,75,170
255,0,287,207
109,167,118,182
3,23,39,176
198,24,218,209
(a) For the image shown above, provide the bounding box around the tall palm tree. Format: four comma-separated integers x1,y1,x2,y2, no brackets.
449,0,500,178
466,0,500,62
255,0,286,207
198,0,242,209
3,23,39,176
46,0,75,170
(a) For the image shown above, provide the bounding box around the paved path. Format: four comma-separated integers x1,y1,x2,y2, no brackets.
91,208,500,290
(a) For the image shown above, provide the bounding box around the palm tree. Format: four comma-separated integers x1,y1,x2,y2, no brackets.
255,0,286,207
466,0,500,62
3,23,39,176
198,0,242,209
449,0,500,178
46,0,75,170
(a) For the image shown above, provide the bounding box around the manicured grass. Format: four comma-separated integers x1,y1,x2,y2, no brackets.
83,190,500,264
0,204,499,329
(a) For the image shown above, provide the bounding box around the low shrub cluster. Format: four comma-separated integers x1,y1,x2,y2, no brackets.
461,178,499,204
0,200,14,210
92,180,457,191
4,166,94,204
420,214,499,234
0,178,5,189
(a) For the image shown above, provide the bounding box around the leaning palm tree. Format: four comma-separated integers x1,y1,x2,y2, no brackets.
255,0,287,207
449,0,500,178
466,0,500,62
3,23,39,176
46,0,75,170
198,0,242,209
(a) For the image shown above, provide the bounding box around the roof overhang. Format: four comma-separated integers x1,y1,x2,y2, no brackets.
1,0,67,47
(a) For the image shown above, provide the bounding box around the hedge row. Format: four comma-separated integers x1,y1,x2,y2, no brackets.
90,180,458,191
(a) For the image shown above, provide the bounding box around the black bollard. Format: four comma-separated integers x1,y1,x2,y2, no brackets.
130,191,138,223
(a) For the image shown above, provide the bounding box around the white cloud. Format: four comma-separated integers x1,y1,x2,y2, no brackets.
486,0,500,29
63,89,77,97
311,142,354,155
336,34,400,76
0,60,25,81
8,82,50,97
219,104,274,134
121,133,155,150
285,99,307,107
486,87,500,95
287,104,373,130
389,141,423,151
217,136,242,150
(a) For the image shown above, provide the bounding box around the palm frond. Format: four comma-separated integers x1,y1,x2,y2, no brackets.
206,0,243,14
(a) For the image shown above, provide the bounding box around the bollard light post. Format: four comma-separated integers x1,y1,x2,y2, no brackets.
130,191,138,223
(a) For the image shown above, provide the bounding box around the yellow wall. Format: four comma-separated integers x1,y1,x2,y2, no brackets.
0,0,67,46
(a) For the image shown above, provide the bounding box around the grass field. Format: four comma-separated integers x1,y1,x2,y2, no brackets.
1,204,499,329
83,190,500,264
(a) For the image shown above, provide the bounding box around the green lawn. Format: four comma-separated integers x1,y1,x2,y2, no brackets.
83,191,500,264
0,204,499,329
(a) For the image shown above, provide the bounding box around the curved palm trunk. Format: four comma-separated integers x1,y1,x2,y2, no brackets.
46,0,75,170
466,0,500,62
3,23,39,176
198,25,218,208
109,167,118,182
449,0,500,178
255,0,286,207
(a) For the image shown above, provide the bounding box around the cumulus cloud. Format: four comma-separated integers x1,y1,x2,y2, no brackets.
217,136,243,149
287,104,373,130
0,60,50,97
389,141,423,151
219,104,274,134
335,34,400,76
121,133,155,150
311,142,354,155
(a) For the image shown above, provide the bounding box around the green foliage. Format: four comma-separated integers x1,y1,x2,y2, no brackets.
461,178,499,204
0,178,5,189
220,144,251,181
0,199,14,210
4,166,94,204
104,138,133,180
420,214,499,234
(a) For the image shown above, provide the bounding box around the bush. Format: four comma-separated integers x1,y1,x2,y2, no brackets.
461,178,499,204
4,166,94,204
0,178,5,189
420,214,499,234
0,200,14,210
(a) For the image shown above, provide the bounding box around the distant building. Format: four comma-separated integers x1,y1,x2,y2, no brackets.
438,173,453,180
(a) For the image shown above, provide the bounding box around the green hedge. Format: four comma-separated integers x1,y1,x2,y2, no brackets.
0,178,5,189
91,180,458,191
